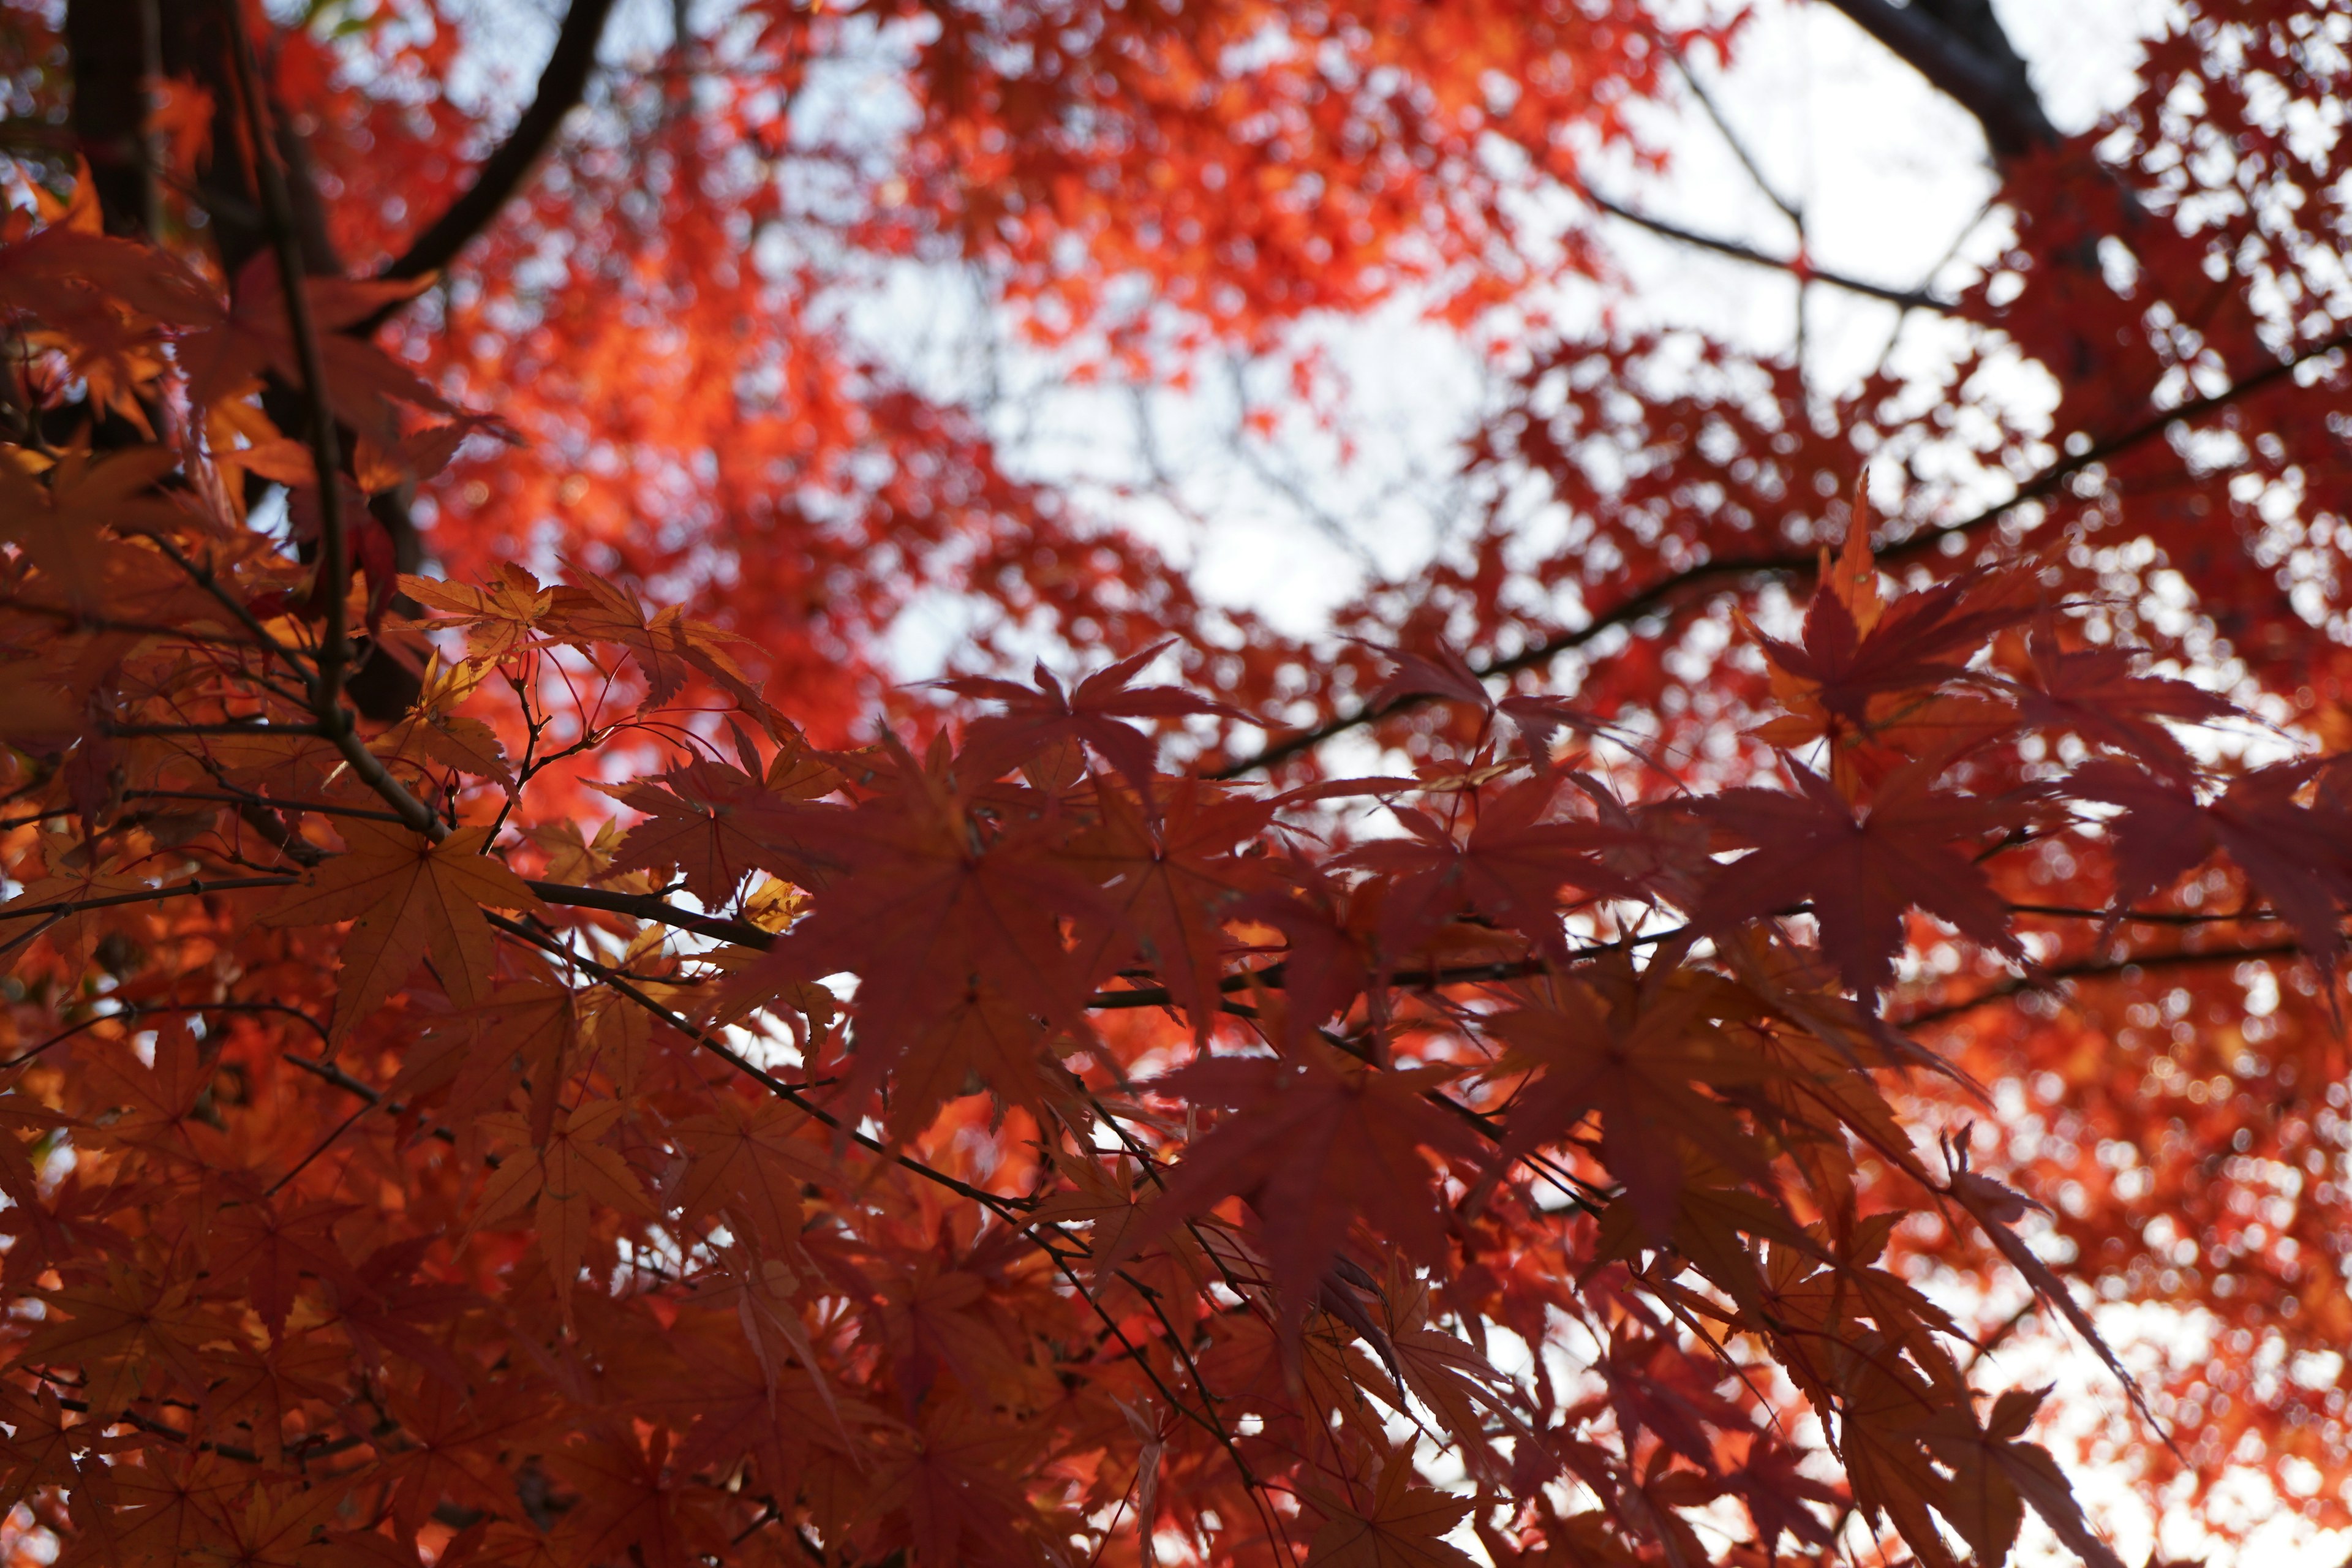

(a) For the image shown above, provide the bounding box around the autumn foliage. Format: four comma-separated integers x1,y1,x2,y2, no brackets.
1,1,2350,1565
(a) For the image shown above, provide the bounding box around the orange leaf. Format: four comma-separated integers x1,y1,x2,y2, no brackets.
1302,1452,1478,1568
259,822,541,1040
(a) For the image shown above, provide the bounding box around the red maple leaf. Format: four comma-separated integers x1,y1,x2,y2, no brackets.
1752,514,2024,734
1338,774,1645,964
1692,760,2035,998
593,756,832,906
1107,1046,1482,1340
1063,778,1280,1042
2008,628,2237,777
943,639,1241,793
742,741,1113,1135
175,253,451,442
1368,640,1636,764
2070,758,2352,963
1487,968,1770,1241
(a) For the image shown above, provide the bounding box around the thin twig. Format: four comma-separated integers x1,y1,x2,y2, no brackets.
126,788,412,825
264,1095,378,1197
1586,192,1944,312
1898,940,2302,1028
0,875,298,925
527,880,775,948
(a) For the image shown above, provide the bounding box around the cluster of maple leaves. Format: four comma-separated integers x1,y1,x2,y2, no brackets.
4,129,2352,1565
2,0,2351,1563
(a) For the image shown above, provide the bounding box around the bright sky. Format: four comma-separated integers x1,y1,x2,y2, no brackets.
813,1,2199,715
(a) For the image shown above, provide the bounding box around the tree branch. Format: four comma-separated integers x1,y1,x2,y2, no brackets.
1212,325,2352,778
1898,941,2304,1030
216,2,352,721
64,0,159,237
1587,192,1950,312
0,876,298,926
1817,0,2057,159
528,880,777,948
379,0,620,287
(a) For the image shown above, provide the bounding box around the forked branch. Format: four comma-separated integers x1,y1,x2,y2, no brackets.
380,0,621,288
1586,192,1951,312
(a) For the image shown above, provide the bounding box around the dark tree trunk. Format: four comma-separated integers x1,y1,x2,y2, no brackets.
65,0,159,236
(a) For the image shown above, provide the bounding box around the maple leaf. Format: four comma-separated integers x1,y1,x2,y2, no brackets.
375,1373,551,1538
1749,506,2025,739
1916,1386,2127,1568
475,1099,657,1313
85,1446,247,1568
546,1422,731,1568
390,978,578,1151
1229,873,1381,1053
198,1329,352,1469
1816,1331,1969,1568
1596,1329,1762,1480
1367,642,1496,713
1366,641,1635,764
1692,760,2034,998
205,1200,357,1338
1724,1439,1845,1548
368,654,513,788
743,744,1112,1135
1488,973,1771,1240
526,815,637,888
591,756,831,906
76,1027,230,1167
638,1325,871,1504
0,217,209,328
205,728,352,799
27,1262,219,1417
0,1381,119,1518
944,640,1241,794
175,253,450,442
398,561,554,665
860,1397,1058,1567
260,823,543,1039
354,409,520,493
1302,1449,1478,1568
1109,1046,1482,1340
1352,1276,1531,1482
2008,628,2236,777
1941,1136,2158,1433
194,1482,350,1568
668,1095,832,1250
877,978,1074,1141
543,573,767,710
1033,1153,1165,1289
317,1241,477,1401
873,1257,1038,1407
1338,774,1644,964
0,839,157,975
1063,778,1279,1042
2069,759,2351,964
0,445,184,610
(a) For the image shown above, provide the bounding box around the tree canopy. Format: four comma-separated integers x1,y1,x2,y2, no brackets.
1,1,2350,1565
